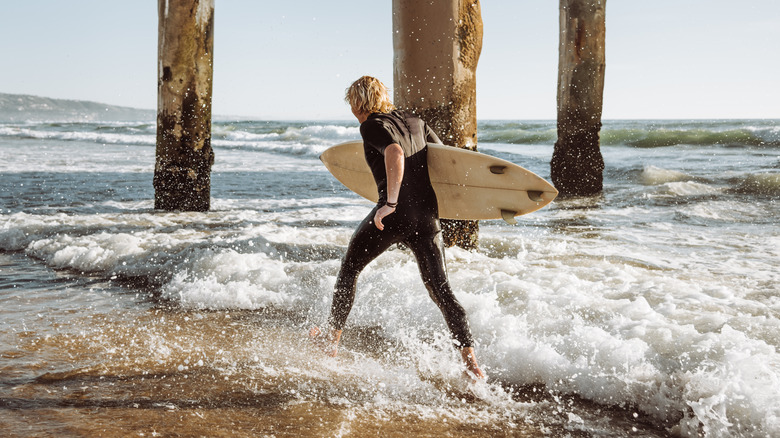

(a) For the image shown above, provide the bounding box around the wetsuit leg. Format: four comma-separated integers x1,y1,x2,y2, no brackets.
329,209,399,330
406,229,474,348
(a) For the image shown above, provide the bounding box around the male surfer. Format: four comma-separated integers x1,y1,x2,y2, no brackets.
311,76,485,380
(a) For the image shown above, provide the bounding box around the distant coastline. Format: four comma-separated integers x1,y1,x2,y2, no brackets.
0,93,155,123
0,93,289,123
4,92,779,125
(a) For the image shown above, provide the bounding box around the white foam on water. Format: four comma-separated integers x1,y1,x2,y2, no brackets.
640,165,692,185
654,181,722,197
0,122,359,171
461,229,779,436
3,189,779,434
680,199,776,224
217,124,359,144
213,124,360,158
0,125,155,146
161,251,297,310
213,139,330,158
0,139,322,173
10,202,776,434
0,140,155,173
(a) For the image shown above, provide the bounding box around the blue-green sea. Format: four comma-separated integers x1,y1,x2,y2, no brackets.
1,101,778,436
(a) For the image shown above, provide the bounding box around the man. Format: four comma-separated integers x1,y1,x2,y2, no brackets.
311,76,485,380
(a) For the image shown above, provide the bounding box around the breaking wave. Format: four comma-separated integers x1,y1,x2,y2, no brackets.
478,120,780,148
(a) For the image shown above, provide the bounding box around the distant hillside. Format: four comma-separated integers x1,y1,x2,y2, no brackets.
0,93,155,122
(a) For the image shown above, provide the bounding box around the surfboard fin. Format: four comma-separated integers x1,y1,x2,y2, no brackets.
500,210,518,225
489,165,506,174
527,191,543,202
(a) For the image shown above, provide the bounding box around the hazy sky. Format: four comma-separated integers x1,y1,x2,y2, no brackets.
3,1,778,120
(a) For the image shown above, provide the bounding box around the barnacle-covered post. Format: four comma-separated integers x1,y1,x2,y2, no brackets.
551,0,606,196
392,0,483,249
154,0,215,211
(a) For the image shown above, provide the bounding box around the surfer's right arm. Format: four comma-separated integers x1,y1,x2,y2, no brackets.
374,143,403,231
424,124,443,145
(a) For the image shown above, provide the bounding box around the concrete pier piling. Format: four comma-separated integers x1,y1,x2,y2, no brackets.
154,0,215,211
392,0,483,249
551,0,606,197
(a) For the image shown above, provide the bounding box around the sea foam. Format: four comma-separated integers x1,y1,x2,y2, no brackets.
3,194,779,436
639,165,693,185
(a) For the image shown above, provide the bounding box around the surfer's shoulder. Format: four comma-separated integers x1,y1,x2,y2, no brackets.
360,114,392,139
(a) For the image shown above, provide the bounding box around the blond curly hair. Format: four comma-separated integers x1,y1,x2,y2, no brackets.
345,76,395,114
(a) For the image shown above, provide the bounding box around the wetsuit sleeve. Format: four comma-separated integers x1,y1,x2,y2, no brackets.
360,119,396,155
424,124,443,145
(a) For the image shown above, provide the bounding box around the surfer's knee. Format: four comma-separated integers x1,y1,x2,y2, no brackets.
336,257,364,285
423,277,457,305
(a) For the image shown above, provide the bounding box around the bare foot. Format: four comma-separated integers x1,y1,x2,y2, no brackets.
461,347,486,381
309,326,342,357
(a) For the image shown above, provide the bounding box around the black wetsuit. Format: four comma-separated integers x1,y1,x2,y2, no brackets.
328,110,474,348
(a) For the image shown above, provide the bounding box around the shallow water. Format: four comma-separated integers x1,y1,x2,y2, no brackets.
1,253,668,437
1,117,779,436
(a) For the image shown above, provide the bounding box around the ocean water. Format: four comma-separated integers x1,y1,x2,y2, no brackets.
1,113,779,437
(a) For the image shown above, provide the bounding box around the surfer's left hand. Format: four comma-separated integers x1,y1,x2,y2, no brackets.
374,205,396,230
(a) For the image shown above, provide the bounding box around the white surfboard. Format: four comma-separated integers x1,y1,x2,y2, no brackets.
320,141,558,223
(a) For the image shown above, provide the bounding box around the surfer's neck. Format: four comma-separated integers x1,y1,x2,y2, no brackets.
351,106,371,124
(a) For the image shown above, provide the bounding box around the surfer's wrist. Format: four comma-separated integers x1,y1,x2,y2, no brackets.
385,201,398,209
